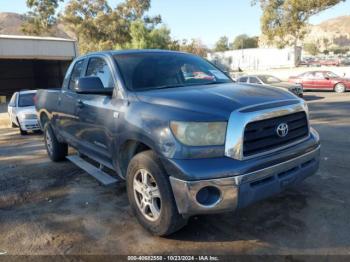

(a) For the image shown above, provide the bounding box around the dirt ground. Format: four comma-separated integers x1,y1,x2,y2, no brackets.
0,92,350,256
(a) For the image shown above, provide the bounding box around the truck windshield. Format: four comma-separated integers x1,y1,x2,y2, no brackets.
114,52,232,91
18,93,36,107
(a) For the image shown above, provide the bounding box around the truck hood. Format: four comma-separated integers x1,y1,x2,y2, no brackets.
135,83,298,118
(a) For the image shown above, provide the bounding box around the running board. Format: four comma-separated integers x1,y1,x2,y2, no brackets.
67,155,119,186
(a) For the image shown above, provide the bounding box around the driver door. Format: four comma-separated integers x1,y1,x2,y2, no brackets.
75,56,117,163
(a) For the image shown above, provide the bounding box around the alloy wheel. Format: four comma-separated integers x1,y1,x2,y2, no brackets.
45,129,53,155
133,169,161,221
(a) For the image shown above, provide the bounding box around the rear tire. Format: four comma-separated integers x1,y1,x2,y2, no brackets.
126,150,187,236
334,83,346,93
44,123,68,162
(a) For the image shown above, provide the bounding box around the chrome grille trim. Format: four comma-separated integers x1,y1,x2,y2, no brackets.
225,99,310,160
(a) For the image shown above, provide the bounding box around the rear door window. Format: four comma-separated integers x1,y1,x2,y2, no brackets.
314,72,325,79
303,72,315,79
69,60,85,90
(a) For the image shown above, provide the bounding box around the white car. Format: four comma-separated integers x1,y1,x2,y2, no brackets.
8,90,40,135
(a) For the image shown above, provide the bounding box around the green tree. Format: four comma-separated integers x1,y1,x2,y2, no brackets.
230,34,259,49
61,0,113,53
214,36,230,52
22,0,63,35
253,0,344,48
330,47,349,54
122,19,172,49
323,38,330,52
61,0,161,54
178,39,208,57
304,43,319,55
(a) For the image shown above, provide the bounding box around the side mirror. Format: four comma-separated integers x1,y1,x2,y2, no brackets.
75,77,113,95
325,76,330,80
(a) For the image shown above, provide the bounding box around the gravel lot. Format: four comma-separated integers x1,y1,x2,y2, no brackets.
0,92,349,255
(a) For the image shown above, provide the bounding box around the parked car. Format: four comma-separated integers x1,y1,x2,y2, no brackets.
36,50,320,236
340,57,350,66
319,59,340,67
236,74,303,97
288,71,350,93
8,90,40,135
298,58,321,67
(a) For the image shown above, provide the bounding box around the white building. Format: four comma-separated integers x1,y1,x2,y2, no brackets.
208,47,302,71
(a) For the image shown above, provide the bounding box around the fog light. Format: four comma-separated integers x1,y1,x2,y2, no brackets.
195,186,221,207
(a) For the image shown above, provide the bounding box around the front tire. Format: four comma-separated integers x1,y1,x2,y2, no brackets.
19,122,27,135
44,123,68,162
334,83,346,93
126,150,187,236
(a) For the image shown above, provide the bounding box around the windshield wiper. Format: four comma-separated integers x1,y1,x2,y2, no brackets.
148,81,230,91
153,84,186,90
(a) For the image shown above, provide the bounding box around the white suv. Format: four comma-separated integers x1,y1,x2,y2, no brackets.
8,90,40,135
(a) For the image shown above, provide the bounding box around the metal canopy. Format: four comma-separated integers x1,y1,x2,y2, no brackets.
0,34,78,60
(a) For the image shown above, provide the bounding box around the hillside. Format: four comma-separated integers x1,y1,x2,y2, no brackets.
304,16,350,48
1,11,350,49
0,12,73,39
316,15,350,34
0,13,24,35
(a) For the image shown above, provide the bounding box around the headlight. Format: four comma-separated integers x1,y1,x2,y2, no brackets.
170,121,227,146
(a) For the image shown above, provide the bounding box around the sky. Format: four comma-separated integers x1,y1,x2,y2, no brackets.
1,0,350,46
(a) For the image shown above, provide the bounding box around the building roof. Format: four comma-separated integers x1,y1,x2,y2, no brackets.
0,34,76,42
0,34,78,60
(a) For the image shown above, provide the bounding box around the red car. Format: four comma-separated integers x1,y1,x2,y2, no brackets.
319,59,340,66
288,71,349,93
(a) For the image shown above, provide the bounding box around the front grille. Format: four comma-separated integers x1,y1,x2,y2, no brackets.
243,111,308,157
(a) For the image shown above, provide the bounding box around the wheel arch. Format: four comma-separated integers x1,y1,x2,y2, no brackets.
39,111,50,129
115,139,154,179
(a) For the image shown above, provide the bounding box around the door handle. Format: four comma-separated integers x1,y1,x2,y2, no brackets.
76,100,85,108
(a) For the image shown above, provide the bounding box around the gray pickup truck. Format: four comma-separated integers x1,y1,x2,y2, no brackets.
36,50,320,236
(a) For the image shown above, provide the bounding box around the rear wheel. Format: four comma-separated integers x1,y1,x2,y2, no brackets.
44,123,68,162
126,150,187,236
334,83,346,93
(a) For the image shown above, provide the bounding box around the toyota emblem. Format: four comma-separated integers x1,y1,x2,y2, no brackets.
276,123,289,138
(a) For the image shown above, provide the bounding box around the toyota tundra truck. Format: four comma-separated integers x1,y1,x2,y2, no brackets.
36,50,320,236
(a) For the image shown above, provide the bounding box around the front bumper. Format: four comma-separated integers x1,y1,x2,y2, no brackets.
169,144,320,216
19,119,40,131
